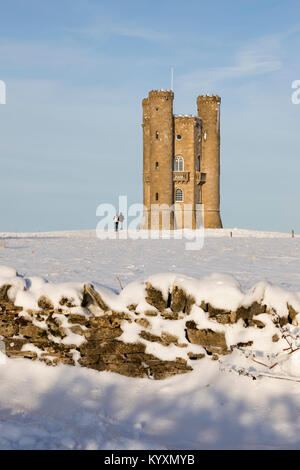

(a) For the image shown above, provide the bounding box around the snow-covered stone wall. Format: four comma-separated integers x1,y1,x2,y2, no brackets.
1,266,300,379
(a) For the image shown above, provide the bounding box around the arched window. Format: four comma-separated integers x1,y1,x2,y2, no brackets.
174,156,184,172
175,188,183,202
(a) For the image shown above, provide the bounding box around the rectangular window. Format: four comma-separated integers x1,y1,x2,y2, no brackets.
155,193,159,201
155,131,159,139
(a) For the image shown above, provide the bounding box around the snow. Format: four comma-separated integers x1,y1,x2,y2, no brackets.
0,265,26,301
1,355,300,449
0,228,299,295
14,277,83,311
0,228,300,449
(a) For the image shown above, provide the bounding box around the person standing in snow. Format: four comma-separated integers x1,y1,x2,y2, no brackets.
118,212,125,230
113,214,119,232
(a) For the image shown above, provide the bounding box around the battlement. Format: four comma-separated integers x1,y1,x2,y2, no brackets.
174,114,196,119
148,89,174,100
174,115,202,129
197,94,221,103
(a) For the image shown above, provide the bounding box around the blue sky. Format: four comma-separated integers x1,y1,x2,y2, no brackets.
0,0,300,232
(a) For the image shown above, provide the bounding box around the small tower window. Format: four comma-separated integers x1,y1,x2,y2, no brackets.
174,156,184,172
175,188,183,202
155,131,159,139
197,156,201,171
155,162,159,169
198,189,201,204
176,134,182,140
156,107,159,111
155,193,159,201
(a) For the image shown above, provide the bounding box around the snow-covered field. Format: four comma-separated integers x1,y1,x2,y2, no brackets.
0,228,300,450
1,228,299,292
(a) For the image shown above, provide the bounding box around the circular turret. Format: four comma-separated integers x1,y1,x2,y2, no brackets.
197,95,222,228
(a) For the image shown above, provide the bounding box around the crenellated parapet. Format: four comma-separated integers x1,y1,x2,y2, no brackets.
197,94,221,104
148,89,174,99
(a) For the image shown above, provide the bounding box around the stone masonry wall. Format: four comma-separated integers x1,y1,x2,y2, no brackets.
1,279,298,379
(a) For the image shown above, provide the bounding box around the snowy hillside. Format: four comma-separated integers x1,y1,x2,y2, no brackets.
0,228,300,450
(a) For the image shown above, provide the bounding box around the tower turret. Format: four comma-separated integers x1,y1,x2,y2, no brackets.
142,97,151,229
142,89,174,229
197,95,223,228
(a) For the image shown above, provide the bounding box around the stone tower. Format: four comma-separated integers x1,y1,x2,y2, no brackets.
141,90,222,229
197,95,222,228
142,90,174,229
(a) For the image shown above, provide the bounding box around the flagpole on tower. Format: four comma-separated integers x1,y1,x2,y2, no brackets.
171,66,174,92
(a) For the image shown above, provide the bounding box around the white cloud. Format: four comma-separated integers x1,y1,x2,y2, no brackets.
179,34,283,91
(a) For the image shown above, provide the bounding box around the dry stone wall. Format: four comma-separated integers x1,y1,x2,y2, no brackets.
0,278,299,379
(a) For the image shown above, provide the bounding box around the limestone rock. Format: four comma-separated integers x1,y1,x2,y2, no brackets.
69,325,85,336
139,330,181,346
59,296,76,308
82,284,109,311
135,317,150,328
279,316,289,327
186,321,228,355
145,283,166,312
170,286,186,313
188,352,205,360
9,350,38,360
4,338,29,356
0,322,18,337
18,320,46,339
67,314,89,326
235,302,266,326
233,340,253,348
185,295,195,314
207,304,231,324
84,326,123,340
170,286,195,314
144,310,158,317
161,310,179,320
0,285,12,302
38,296,54,310
288,304,299,325
127,304,138,312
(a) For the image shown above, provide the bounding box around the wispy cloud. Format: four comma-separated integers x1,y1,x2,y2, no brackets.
179,34,283,91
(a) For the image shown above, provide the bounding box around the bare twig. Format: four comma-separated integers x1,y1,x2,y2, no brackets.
288,346,300,355
116,275,123,290
271,309,294,350
269,362,278,370
250,358,270,368
257,373,300,383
